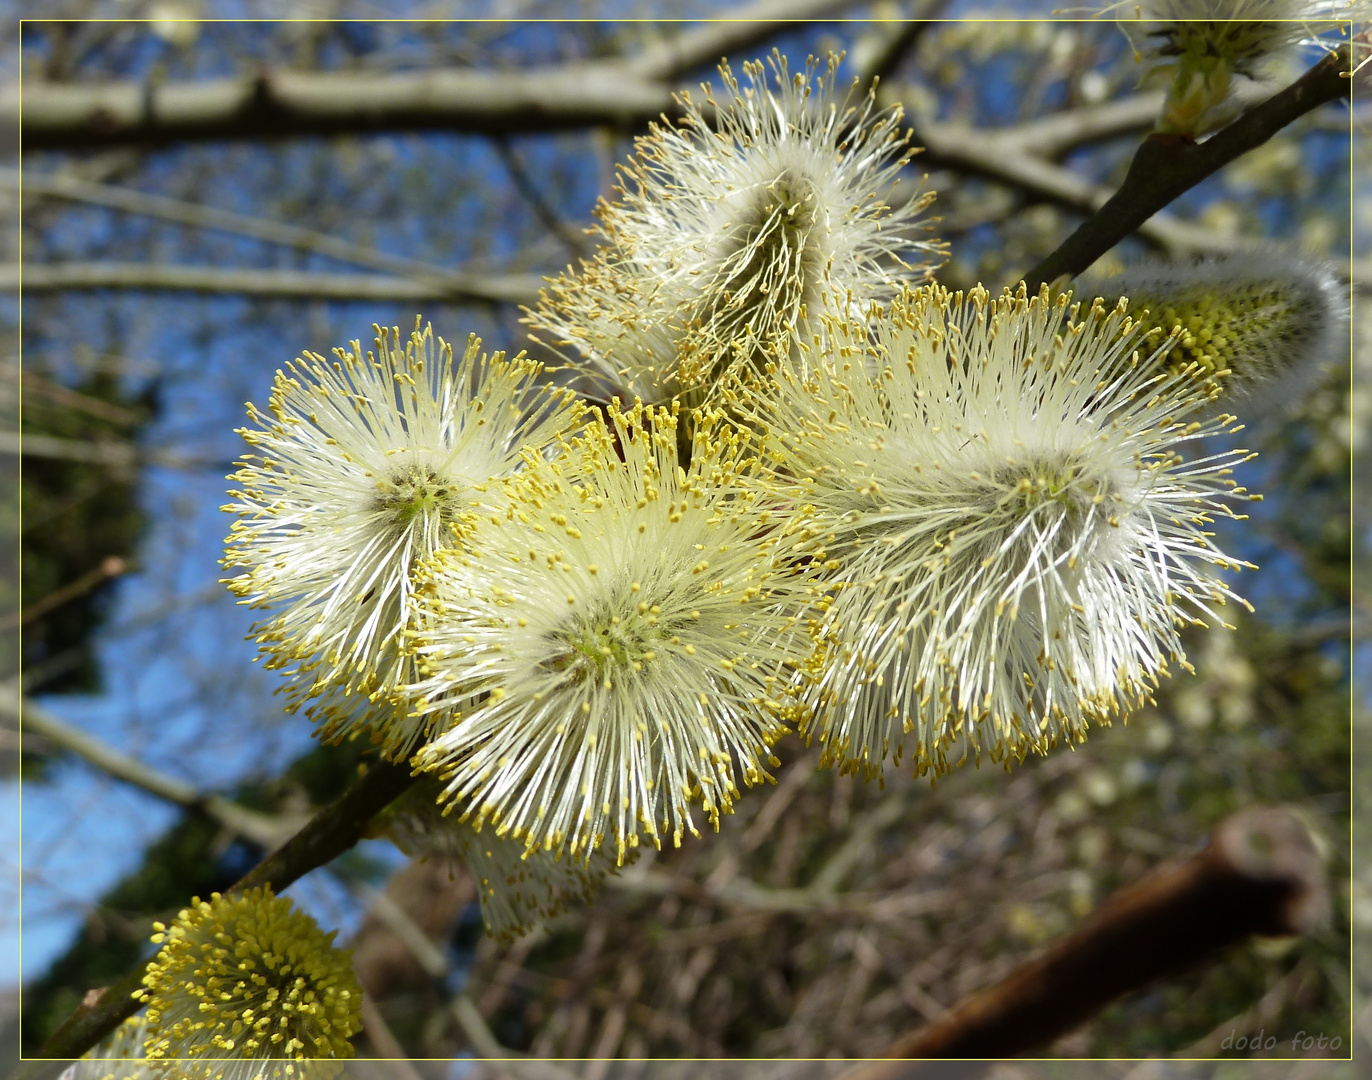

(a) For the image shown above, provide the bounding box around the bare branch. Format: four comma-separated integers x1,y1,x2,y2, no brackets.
7,685,295,849
855,10,946,92
1024,48,1352,289
902,111,1255,259
0,555,129,633
10,66,674,150
6,167,473,281
626,0,864,82
0,430,225,471
839,806,1328,1071
7,262,544,306
17,369,145,425
493,139,591,260
991,81,1272,160
12,6,863,151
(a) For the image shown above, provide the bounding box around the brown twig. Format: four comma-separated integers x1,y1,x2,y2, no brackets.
838,806,1328,1075
32,758,417,1060
1023,47,1352,290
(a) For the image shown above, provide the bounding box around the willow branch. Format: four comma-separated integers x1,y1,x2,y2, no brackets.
1024,47,1352,290
839,806,1328,1074
9,686,297,847
32,758,417,1060
625,0,863,82
0,556,130,633
0,430,225,472
8,262,543,306
12,2,860,151
910,119,1232,252
493,139,590,260
6,167,471,281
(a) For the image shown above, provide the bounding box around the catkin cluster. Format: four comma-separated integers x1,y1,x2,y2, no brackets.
204,49,1347,1069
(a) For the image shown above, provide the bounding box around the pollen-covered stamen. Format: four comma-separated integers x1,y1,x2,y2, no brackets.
544,606,666,682
721,170,820,317
744,282,1257,781
374,463,465,528
686,168,822,386
524,50,944,409
993,454,1123,549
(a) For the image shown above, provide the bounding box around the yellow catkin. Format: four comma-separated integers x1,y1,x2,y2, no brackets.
137,887,361,1080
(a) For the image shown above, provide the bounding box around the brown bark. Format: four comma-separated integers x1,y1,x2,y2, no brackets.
839,806,1328,1076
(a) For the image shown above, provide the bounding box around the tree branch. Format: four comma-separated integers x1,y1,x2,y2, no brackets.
7,262,544,306
838,806,1328,1073
6,167,476,281
493,139,591,260
12,3,861,151
0,431,226,472
32,757,417,1060
986,81,1272,161
11,66,674,150
854,5,948,92
894,90,1307,261
626,0,863,82
8,685,297,848
0,555,130,633
1024,47,1352,290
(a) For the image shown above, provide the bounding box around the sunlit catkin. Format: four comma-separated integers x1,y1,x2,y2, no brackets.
223,319,581,757
527,51,943,407
1080,251,1347,402
744,284,1258,780
137,887,361,1080
407,402,820,864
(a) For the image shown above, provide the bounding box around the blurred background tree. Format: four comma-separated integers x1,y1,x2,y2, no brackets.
2,1,1363,1066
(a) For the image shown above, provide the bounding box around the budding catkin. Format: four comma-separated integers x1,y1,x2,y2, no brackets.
1081,251,1347,399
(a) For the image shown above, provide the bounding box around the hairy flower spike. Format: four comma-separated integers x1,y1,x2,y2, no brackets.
747,284,1258,780
379,779,629,943
527,51,943,407
1082,251,1347,404
408,402,819,863
222,319,582,758
136,887,361,1080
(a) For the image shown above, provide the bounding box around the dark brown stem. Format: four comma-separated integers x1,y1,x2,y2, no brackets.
1024,48,1352,291
839,806,1328,1076
31,757,417,1061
